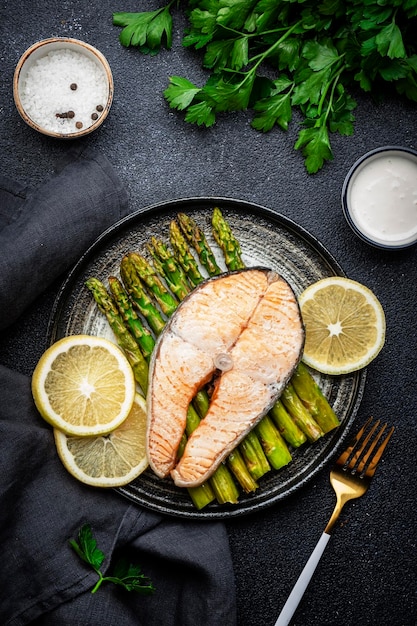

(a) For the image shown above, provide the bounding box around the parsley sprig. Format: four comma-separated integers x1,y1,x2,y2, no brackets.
113,0,417,173
70,524,155,595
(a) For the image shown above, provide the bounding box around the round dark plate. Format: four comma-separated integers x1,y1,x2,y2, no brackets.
48,197,366,519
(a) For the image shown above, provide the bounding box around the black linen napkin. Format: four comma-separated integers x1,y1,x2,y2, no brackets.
0,146,128,330
0,149,237,626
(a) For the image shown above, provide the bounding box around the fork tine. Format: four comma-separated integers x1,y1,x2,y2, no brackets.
337,416,372,466
365,424,395,477
356,421,386,474
349,419,381,471
337,417,394,477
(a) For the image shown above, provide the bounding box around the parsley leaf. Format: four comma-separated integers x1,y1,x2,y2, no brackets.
163,76,202,110
216,0,258,30
70,524,155,595
203,39,236,70
251,77,293,131
113,2,175,54
185,101,216,126
231,37,250,71
202,72,256,111
105,558,156,595
294,125,334,175
188,6,217,37
69,524,105,570
375,20,406,59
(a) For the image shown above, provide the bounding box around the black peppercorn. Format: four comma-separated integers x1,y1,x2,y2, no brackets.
75,121,83,129
96,104,104,112
70,83,78,91
67,110,75,119
91,112,99,120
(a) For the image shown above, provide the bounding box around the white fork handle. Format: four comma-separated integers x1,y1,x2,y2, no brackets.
274,532,331,626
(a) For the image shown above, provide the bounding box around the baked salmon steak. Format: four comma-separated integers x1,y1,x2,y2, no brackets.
146,267,305,487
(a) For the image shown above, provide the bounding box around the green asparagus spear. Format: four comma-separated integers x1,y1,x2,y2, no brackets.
191,388,210,419
211,210,295,460
212,207,244,271
128,252,178,317
254,414,292,470
177,432,187,459
85,277,149,394
147,236,191,301
169,220,205,286
281,383,324,443
226,449,259,493
188,481,216,510
209,465,239,504
177,212,222,276
108,276,155,361
120,256,166,336
269,399,307,448
291,362,340,433
239,431,271,480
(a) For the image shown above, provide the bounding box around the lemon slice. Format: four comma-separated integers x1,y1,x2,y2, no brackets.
298,277,386,375
32,335,136,436
54,393,149,487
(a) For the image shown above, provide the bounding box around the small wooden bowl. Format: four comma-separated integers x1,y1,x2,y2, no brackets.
13,37,114,139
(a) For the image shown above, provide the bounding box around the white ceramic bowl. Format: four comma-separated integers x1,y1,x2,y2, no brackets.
342,146,417,250
13,38,113,139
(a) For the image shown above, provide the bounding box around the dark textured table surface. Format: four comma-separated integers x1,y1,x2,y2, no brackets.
1,2,416,625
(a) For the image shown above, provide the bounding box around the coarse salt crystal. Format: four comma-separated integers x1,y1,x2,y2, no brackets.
19,48,109,134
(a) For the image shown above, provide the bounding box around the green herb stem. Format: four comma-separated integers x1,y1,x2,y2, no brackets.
91,573,104,594
237,20,303,82
317,60,346,123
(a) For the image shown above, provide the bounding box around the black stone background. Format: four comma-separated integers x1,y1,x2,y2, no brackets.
1,2,416,625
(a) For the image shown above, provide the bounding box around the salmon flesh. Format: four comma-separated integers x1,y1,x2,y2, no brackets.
146,267,305,487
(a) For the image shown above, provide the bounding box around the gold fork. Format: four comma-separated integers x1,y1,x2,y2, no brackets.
274,417,395,626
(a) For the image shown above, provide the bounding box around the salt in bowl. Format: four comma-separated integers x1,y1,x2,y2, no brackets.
13,37,113,139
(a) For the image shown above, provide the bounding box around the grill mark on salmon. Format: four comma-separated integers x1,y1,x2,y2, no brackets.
147,268,304,484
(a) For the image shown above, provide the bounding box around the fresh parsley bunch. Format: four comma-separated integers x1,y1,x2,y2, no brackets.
113,0,417,173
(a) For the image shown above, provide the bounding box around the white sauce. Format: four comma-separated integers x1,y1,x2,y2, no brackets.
348,152,417,246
